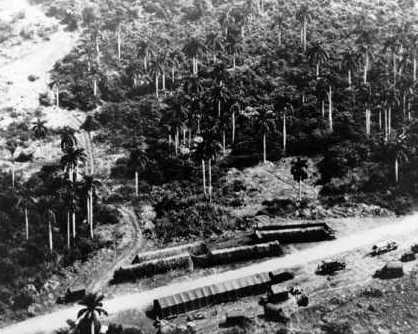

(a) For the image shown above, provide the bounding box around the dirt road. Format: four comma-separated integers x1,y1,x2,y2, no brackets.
3,213,418,334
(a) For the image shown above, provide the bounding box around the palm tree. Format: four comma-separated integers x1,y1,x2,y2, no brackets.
254,105,276,164
127,144,149,198
194,131,222,201
210,82,230,118
290,158,309,201
206,32,224,63
32,118,48,139
32,118,48,159
341,49,360,89
307,42,329,79
149,55,163,98
35,197,55,252
81,175,101,239
16,187,34,241
385,132,408,183
225,33,242,70
295,4,311,52
272,12,286,46
281,103,293,155
183,37,206,74
77,293,108,334
5,139,18,189
81,115,100,174
356,28,376,84
168,48,183,86
60,126,78,153
61,147,87,183
137,39,155,72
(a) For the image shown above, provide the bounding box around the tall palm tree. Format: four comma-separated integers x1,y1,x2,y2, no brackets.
81,175,101,239
194,130,222,201
356,28,376,84
385,132,408,183
206,32,224,63
149,55,163,98
60,126,78,153
295,4,311,52
137,39,155,72
254,105,276,164
16,187,34,241
5,139,18,189
81,115,100,174
35,196,55,253
341,49,360,89
61,147,87,183
183,37,206,74
290,157,309,201
307,42,329,79
32,118,48,159
77,293,108,334
127,144,149,198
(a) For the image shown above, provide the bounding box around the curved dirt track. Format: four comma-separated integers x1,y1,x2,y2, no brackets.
3,213,418,334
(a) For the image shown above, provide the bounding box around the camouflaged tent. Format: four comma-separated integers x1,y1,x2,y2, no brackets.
255,221,332,231
254,225,334,243
132,241,207,264
153,272,271,318
113,253,193,283
193,241,282,268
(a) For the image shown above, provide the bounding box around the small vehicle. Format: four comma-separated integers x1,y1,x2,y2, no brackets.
374,261,403,279
371,241,398,256
56,286,86,304
315,260,346,275
400,251,416,262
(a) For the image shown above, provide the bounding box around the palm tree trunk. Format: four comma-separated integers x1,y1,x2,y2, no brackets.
263,133,267,164
155,74,159,98
384,109,388,141
393,53,397,85
395,158,399,183
48,218,53,252
183,128,186,145
278,29,282,46
67,211,70,249
232,111,236,143
303,20,307,52
11,162,15,189
222,130,226,155
117,27,121,61
162,70,166,91
208,159,212,202
233,54,236,69
363,51,368,84
25,208,29,240
202,160,207,196
175,129,179,155
366,108,371,136
172,66,175,84
96,37,100,66
89,190,93,239
283,113,287,154
135,171,139,197
188,129,192,148
93,79,97,96
91,320,95,334
218,100,221,117
348,70,352,89
316,62,320,79
56,86,60,108
328,86,333,132
388,107,392,137
413,55,416,82
321,100,325,118
72,211,76,239
379,110,382,130
298,178,302,201
86,195,90,235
